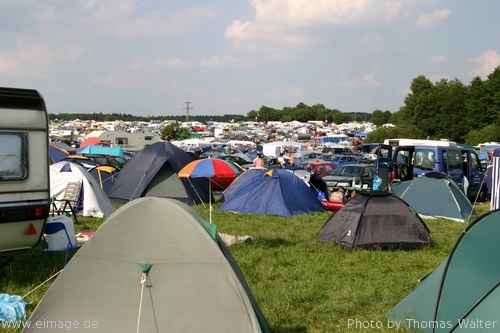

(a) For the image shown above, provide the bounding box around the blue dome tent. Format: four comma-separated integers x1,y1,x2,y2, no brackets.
220,168,325,217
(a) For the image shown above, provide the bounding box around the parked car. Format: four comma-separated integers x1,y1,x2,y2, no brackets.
219,153,254,170
302,161,337,178
323,164,377,191
319,154,367,167
295,150,324,166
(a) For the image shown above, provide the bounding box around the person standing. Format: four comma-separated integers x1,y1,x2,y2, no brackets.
277,153,286,168
288,152,295,166
253,153,265,167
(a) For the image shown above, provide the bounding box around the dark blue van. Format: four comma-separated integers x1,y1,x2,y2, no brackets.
390,145,487,201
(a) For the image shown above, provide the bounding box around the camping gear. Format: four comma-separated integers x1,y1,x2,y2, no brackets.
62,158,117,194
40,216,81,267
178,158,241,223
50,161,115,218
23,197,270,333
51,181,81,223
108,142,211,205
0,294,27,322
391,173,475,222
220,168,325,216
387,209,500,332
317,191,434,250
43,215,77,252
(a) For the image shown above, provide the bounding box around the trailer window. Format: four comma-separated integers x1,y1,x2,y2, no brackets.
115,138,128,145
0,133,28,180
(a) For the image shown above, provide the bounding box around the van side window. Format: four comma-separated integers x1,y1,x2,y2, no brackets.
0,133,28,180
415,149,434,170
446,150,462,169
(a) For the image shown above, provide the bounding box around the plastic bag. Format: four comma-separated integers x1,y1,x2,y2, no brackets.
0,293,28,322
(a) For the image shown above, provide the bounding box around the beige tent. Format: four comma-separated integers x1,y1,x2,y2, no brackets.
24,197,269,332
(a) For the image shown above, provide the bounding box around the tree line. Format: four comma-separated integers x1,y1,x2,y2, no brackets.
366,66,500,145
49,66,500,145
48,112,247,123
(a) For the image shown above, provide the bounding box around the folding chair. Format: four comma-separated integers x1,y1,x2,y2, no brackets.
51,181,81,223
40,221,81,268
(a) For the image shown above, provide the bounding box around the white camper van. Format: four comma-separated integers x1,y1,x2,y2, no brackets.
0,87,50,256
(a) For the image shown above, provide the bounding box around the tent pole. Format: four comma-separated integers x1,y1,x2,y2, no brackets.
209,180,212,224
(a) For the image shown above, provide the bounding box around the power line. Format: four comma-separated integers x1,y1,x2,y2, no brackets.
184,101,194,122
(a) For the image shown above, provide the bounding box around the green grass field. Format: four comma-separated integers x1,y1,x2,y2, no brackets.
0,202,490,333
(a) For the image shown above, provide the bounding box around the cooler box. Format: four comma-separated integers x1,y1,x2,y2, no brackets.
45,215,77,251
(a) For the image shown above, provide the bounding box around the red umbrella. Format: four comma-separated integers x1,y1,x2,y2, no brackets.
178,158,241,223
80,137,101,148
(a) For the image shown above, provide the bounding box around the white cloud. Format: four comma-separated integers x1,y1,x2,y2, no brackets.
416,9,450,29
471,50,500,78
430,55,448,64
0,41,92,79
225,0,404,46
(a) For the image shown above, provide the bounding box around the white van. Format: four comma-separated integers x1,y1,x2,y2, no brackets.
261,141,309,158
0,87,50,256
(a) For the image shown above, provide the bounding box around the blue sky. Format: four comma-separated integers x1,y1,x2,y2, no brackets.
1,0,499,117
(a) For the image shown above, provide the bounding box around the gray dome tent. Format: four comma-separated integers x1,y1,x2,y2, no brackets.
391,172,475,223
24,197,269,333
317,191,434,250
108,142,211,205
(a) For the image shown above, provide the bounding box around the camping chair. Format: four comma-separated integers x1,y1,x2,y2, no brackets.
39,221,81,268
51,181,81,223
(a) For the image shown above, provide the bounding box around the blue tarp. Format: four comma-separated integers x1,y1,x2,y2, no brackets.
220,168,325,216
77,145,125,157
0,294,27,322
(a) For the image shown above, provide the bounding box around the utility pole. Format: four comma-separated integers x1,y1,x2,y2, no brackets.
184,101,193,123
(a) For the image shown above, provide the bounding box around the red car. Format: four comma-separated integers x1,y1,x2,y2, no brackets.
302,161,337,178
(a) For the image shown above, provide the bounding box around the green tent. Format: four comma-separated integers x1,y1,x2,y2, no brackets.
24,197,270,333
387,209,500,332
392,173,475,222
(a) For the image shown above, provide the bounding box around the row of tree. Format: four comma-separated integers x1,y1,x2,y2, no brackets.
366,67,500,145
49,112,246,123
247,67,500,145
50,66,500,145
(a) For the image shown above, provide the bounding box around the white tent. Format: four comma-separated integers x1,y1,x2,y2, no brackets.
50,161,115,218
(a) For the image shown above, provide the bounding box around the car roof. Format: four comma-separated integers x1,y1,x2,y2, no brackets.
337,163,374,168
304,160,333,165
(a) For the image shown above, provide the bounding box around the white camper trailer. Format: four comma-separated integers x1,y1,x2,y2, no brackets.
0,87,50,256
